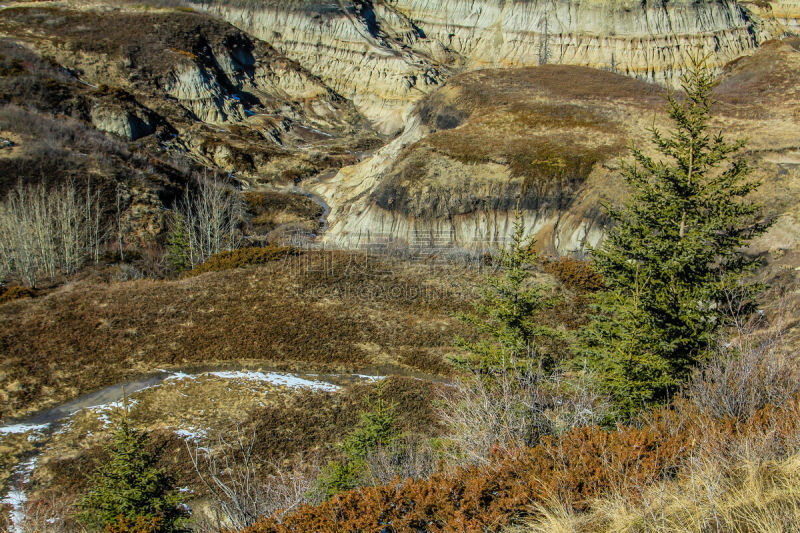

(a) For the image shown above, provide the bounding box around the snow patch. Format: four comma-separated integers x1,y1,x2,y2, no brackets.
2,456,37,533
355,374,386,382
92,400,138,427
162,371,198,382
174,426,207,442
204,371,339,391
0,423,49,435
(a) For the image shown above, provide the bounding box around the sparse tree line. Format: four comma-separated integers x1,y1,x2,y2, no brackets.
0,175,245,288
0,181,102,287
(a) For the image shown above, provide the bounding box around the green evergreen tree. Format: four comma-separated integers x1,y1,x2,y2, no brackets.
79,404,186,532
342,383,397,460
455,212,560,373
317,383,398,498
166,211,191,272
583,56,770,417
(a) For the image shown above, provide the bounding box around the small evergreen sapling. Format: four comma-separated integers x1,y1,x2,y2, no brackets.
317,383,398,498
165,211,191,273
455,212,560,373
79,401,186,532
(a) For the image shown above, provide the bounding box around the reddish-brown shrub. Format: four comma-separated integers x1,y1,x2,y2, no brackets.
240,398,800,533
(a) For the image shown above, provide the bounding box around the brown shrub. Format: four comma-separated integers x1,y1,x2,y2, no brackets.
0,284,38,303
188,246,300,276
542,257,603,293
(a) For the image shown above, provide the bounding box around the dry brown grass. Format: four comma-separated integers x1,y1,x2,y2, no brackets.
16,376,443,528
411,65,659,186
0,251,474,421
716,39,800,117
372,65,646,219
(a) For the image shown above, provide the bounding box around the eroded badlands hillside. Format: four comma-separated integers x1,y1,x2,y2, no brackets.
309,38,800,253
0,1,380,239
201,0,787,133
2,0,798,253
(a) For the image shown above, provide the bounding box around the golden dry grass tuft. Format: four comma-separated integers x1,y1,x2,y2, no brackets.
187,246,300,276
514,452,800,533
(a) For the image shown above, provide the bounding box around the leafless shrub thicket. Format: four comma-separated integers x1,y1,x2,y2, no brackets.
688,292,800,421
171,177,244,268
188,428,321,531
361,435,439,486
437,359,610,466
12,493,83,533
0,180,103,287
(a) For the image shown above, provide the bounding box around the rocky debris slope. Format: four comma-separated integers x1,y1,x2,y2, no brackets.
309,38,800,255
202,0,783,134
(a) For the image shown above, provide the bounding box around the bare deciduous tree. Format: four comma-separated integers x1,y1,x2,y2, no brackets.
173,177,244,268
187,427,321,530
0,180,102,287
688,291,799,420
361,435,438,486
437,356,609,466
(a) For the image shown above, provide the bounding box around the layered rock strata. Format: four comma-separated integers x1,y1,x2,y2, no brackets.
203,0,779,133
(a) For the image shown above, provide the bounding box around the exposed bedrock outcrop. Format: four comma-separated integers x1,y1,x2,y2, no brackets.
309,40,800,254
202,0,782,134
90,98,161,141
0,5,369,137
0,5,379,188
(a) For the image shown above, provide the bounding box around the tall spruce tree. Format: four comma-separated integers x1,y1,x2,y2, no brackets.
583,57,770,416
80,404,186,531
456,212,560,373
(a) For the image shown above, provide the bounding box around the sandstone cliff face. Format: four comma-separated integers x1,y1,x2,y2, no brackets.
203,0,779,134
200,1,446,134
90,102,159,141
752,0,800,31
308,66,640,253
